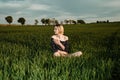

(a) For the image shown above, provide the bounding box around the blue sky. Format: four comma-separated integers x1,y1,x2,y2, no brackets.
0,0,120,24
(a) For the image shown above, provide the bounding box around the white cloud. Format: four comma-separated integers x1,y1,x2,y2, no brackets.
15,11,23,15
28,4,50,11
0,2,21,8
0,0,120,24
103,0,120,8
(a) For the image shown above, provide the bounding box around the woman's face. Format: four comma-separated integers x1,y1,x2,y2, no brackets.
54,27,59,34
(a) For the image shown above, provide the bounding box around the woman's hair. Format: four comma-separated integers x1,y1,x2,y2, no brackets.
55,24,64,34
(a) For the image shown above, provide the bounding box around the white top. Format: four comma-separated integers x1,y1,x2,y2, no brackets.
51,35,68,41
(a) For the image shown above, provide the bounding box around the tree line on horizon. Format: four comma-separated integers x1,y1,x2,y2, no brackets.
5,16,119,26
4,16,86,26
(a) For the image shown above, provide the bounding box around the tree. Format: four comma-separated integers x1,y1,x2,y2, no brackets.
45,18,50,25
18,17,26,25
35,19,39,25
64,19,69,24
41,18,46,25
77,20,86,24
72,20,77,24
96,21,99,23
5,16,13,24
55,20,59,25
107,20,109,23
41,18,58,25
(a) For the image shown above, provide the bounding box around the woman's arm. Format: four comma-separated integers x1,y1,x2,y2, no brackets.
51,38,58,52
51,35,69,51
53,39,65,50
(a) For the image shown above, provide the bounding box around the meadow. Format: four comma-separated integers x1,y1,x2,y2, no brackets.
0,23,120,80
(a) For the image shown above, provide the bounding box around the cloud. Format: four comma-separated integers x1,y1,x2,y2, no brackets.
0,2,20,8
4,3,21,8
0,0,120,24
102,0,120,8
28,4,50,11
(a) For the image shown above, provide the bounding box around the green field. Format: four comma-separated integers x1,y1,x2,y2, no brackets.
0,23,120,80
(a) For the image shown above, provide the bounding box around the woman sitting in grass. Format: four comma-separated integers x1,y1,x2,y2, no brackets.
51,24,82,57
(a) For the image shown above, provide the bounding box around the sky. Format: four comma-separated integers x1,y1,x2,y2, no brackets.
0,0,120,24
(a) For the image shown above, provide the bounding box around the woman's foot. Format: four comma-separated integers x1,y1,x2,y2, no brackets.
71,51,82,57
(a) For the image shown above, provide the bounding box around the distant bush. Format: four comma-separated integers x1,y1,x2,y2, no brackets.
5,16,13,24
18,17,26,25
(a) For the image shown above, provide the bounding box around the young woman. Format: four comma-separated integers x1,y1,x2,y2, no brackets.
51,24,82,57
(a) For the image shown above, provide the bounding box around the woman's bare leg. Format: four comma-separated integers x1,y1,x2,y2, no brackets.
53,51,82,57
53,52,61,57
59,51,68,56
68,51,82,57
53,51,68,57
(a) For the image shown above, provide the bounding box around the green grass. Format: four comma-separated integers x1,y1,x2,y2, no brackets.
0,23,120,80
